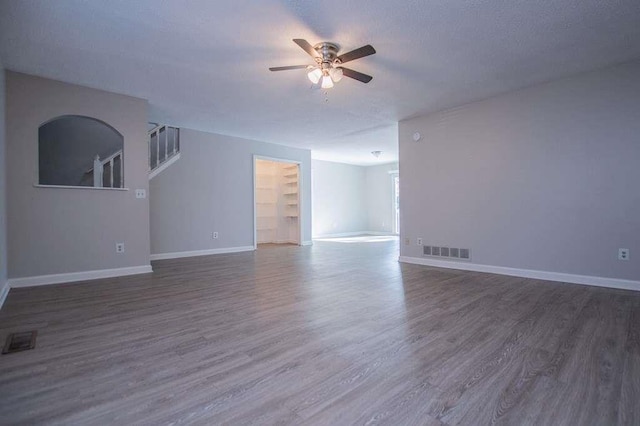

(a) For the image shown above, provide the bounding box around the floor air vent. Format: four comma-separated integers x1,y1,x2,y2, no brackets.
2,331,37,354
423,245,471,260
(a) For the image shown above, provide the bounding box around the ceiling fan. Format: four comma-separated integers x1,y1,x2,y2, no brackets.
269,39,376,89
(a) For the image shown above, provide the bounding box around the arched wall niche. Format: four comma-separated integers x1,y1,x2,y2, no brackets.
38,115,124,188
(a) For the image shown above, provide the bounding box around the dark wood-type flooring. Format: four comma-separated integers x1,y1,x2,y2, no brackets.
0,238,639,425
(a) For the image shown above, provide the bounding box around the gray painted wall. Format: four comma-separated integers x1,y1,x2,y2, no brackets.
365,162,399,234
312,159,367,237
149,128,312,255
399,60,640,281
6,72,150,278
0,62,7,295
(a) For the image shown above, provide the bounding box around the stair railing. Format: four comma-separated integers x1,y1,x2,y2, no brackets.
149,125,180,172
85,149,123,188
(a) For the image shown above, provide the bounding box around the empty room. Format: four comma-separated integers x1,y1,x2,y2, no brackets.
0,1,639,425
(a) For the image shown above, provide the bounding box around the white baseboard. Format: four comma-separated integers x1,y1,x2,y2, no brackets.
8,265,153,289
313,231,368,238
399,256,640,292
272,239,300,245
301,240,313,246
364,231,396,236
313,231,395,239
150,246,254,261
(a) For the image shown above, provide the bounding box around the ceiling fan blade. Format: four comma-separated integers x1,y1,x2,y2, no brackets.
293,39,320,58
269,65,309,71
336,45,376,64
339,67,373,83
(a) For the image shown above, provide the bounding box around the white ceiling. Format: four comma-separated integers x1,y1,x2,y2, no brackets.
2,0,640,166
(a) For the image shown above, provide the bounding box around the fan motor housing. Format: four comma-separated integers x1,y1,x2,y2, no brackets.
314,42,340,65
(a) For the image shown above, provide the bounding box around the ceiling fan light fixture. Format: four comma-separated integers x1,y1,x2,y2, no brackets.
307,67,322,84
329,67,343,82
321,74,334,89
270,39,376,87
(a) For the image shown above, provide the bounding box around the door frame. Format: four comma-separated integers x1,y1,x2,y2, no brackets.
252,155,303,249
390,170,400,235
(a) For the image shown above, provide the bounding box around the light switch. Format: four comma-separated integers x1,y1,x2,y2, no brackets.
135,189,146,199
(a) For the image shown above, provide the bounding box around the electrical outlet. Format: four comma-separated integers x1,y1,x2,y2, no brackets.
618,248,629,261
212,232,219,239
417,238,423,246
404,238,410,246
115,243,125,253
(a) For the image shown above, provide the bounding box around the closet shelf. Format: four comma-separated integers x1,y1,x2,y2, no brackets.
255,160,299,245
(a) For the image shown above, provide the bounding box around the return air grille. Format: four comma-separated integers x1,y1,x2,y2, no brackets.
423,245,471,261
2,331,37,354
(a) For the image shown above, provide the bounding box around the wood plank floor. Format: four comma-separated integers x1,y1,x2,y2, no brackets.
1,237,639,425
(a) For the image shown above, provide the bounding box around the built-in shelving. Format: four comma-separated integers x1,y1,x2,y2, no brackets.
255,159,299,245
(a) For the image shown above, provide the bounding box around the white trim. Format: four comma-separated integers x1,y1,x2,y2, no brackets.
391,174,400,235
8,265,153,289
150,246,254,261
272,239,299,245
253,156,257,249
313,231,370,238
398,256,640,292
313,231,395,238
33,184,129,191
0,282,10,311
365,231,396,236
301,240,313,246
149,152,181,180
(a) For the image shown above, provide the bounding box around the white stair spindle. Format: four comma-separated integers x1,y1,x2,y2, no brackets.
93,155,103,188
164,126,168,161
119,152,123,187
109,158,114,187
172,127,176,155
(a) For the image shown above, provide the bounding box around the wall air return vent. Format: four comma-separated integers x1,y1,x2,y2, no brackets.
423,245,471,261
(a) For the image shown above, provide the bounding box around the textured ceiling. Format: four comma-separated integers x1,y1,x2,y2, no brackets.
2,0,640,165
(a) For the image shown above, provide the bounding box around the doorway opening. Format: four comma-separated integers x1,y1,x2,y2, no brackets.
253,156,301,248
